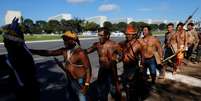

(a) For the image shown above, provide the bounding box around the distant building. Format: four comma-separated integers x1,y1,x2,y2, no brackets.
110,17,134,24
86,16,107,27
48,13,72,21
136,19,169,25
5,10,22,24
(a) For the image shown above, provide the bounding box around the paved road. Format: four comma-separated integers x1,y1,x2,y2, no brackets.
1,36,168,101
0,37,125,101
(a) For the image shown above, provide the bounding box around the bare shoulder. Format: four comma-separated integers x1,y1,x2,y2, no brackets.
135,39,141,44
105,40,118,45
151,36,160,42
108,40,117,44
137,39,143,43
90,42,100,48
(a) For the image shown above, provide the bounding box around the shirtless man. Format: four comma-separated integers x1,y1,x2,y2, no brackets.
186,23,199,60
164,23,177,71
119,24,143,101
30,31,92,101
139,26,163,84
197,32,201,62
85,27,121,101
175,23,188,72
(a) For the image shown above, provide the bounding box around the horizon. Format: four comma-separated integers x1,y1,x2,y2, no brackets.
1,0,201,25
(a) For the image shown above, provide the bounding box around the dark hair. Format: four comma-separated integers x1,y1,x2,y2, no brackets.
98,27,110,35
143,25,151,31
187,22,194,26
177,22,184,27
167,23,174,27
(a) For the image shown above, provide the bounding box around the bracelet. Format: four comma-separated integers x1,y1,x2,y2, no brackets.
85,82,90,86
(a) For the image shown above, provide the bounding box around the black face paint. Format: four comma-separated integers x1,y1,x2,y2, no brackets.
63,38,77,49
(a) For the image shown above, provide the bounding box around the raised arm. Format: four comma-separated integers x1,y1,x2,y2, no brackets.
84,42,98,54
29,48,64,56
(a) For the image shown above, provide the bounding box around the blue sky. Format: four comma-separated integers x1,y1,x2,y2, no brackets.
1,0,201,25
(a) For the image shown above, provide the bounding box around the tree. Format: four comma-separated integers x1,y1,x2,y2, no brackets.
73,18,85,33
116,22,127,32
129,21,140,32
111,23,118,32
159,23,167,31
31,24,43,34
35,20,47,34
138,22,149,30
23,19,34,34
45,20,61,34
0,29,2,35
84,21,100,31
103,21,113,31
149,24,159,31
60,19,84,34
24,19,34,28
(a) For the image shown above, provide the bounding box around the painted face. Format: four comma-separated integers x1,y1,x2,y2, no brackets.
98,31,108,44
143,27,149,36
167,25,174,33
125,34,135,41
63,37,76,49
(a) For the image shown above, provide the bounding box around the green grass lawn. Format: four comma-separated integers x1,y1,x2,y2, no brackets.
0,31,165,43
0,34,62,43
0,34,98,43
152,31,166,35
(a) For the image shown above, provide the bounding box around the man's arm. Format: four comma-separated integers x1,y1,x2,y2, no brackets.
113,43,123,62
193,31,199,51
29,48,63,56
84,42,97,54
78,50,92,86
155,38,163,60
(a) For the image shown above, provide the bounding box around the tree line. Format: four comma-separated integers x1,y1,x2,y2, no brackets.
0,17,167,35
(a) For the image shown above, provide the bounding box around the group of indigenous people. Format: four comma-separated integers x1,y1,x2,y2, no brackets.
2,18,201,101
163,22,200,74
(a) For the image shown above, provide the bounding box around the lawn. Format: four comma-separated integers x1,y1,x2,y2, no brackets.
0,34,98,43
0,31,165,43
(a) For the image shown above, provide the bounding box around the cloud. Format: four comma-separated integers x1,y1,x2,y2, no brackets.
66,0,93,4
98,4,119,12
136,8,153,12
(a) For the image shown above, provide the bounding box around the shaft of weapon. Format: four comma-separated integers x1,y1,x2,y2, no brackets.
184,8,199,25
53,57,65,71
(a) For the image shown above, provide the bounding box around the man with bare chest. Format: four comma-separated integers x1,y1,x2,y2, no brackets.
186,23,199,60
119,24,143,101
85,27,121,101
164,23,177,72
139,26,163,84
30,31,92,101
174,23,188,73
